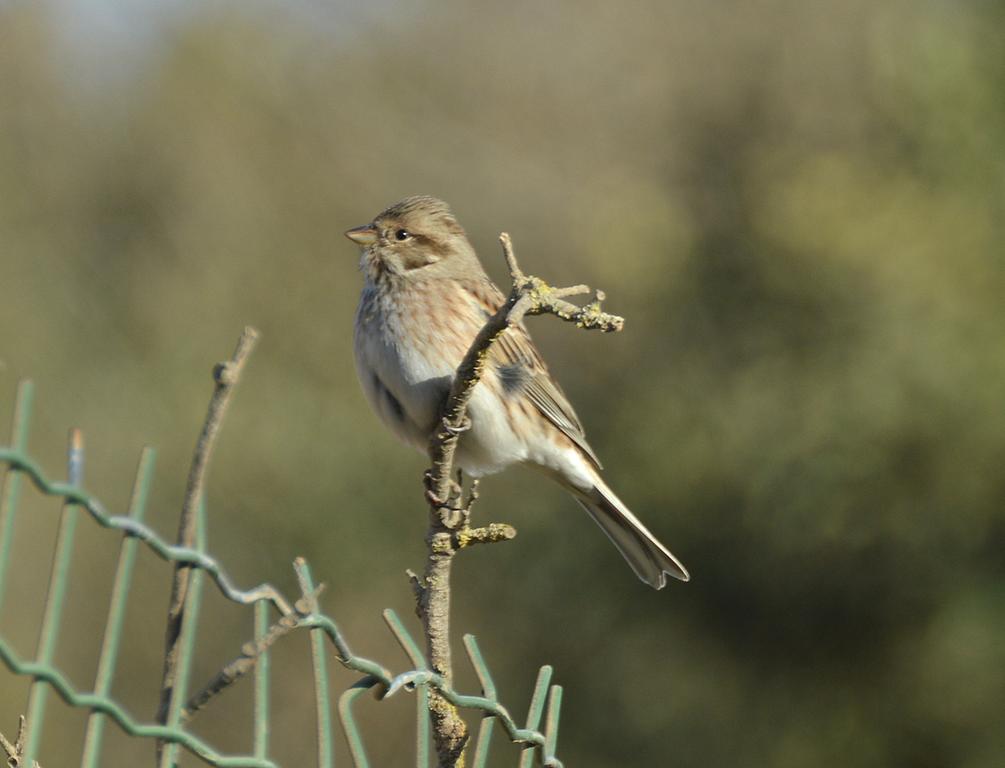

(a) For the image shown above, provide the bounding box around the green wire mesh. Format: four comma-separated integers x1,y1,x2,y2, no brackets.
0,380,564,767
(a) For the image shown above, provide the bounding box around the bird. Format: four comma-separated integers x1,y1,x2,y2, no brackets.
345,195,688,588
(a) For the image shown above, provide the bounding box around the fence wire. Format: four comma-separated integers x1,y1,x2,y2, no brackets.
0,380,564,767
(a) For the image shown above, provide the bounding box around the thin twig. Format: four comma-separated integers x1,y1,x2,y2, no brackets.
1,715,41,768
414,233,623,767
0,735,14,765
181,576,325,722
155,327,259,759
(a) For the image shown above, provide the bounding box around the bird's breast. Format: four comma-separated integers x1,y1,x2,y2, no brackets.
354,278,483,450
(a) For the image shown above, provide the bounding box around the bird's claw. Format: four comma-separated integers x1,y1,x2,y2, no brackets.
423,471,469,528
425,487,447,508
442,415,472,436
423,471,459,509
422,470,446,507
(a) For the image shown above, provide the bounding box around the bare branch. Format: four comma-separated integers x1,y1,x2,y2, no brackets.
156,327,259,757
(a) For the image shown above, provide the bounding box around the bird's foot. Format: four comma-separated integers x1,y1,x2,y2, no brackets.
442,415,472,436
423,470,466,528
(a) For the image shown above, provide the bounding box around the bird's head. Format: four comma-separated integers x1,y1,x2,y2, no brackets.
345,195,480,280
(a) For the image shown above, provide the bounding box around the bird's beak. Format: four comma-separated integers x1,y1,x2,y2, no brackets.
344,223,378,246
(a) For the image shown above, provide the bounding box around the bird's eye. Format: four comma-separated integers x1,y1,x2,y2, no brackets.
394,229,411,241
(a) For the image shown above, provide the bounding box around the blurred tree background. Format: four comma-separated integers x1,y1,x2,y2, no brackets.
1,0,1003,765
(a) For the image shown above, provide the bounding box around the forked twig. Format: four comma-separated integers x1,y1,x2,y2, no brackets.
0,716,42,768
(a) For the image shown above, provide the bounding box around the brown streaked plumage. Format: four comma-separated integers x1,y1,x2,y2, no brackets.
346,195,688,588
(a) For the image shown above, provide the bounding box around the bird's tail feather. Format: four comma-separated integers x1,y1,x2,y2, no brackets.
573,479,689,589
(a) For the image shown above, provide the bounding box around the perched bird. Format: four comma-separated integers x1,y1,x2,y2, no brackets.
345,196,688,588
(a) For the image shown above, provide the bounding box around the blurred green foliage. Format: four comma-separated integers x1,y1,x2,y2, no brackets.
1,1,1003,766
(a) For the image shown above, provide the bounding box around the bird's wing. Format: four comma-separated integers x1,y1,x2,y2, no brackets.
471,279,603,469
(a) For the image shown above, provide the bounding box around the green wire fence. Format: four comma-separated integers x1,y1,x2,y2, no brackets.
0,380,564,767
